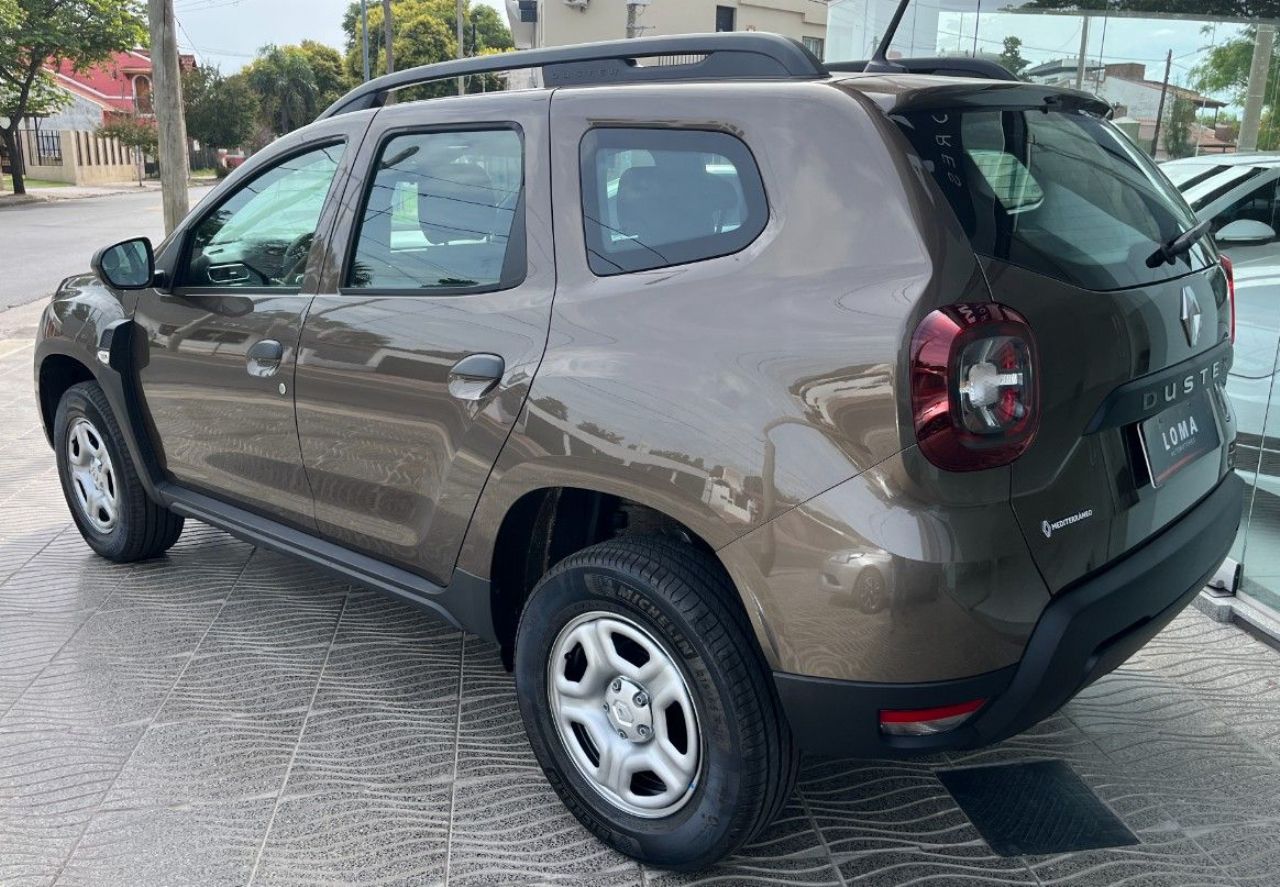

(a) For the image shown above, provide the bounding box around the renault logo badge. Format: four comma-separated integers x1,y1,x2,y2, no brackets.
1181,287,1202,347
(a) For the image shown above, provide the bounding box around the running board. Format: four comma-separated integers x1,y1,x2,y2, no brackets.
157,484,494,641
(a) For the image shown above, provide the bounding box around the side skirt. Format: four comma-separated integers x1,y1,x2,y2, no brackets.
158,483,495,642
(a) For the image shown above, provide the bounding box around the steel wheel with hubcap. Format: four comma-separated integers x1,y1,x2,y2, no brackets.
66,416,119,533
548,611,701,818
54,381,184,562
515,536,797,870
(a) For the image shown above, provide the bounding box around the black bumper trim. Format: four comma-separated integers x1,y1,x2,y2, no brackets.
775,472,1244,758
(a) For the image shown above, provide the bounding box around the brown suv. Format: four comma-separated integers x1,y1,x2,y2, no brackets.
34,33,1242,869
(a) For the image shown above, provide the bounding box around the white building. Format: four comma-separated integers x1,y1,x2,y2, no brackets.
504,0,829,58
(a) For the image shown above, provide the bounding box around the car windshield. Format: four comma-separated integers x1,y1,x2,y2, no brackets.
893,106,1212,290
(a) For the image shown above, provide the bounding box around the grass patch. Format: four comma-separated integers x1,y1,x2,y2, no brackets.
0,174,72,190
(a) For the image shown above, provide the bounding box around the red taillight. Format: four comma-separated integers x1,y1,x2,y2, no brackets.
910,303,1039,471
879,699,986,736
1220,254,1236,343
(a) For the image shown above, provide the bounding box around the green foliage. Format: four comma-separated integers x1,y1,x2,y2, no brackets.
98,110,155,184
1164,97,1196,159
99,111,157,150
0,0,146,193
0,0,19,30
297,39,351,110
183,64,258,151
1193,26,1280,106
1022,1,1280,14
245,44,319,135
998,36,1029,78
341,0,514,95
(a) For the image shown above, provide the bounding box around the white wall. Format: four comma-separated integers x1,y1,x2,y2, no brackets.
529,0,828,48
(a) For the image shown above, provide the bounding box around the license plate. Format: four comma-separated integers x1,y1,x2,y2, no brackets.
1139,392,1220,487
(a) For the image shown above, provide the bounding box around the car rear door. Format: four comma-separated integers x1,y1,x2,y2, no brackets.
133,113,372,528
294,90,554,586
893,98,1235,592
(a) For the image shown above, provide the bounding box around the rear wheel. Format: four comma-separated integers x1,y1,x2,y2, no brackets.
514,536,797,870
54,381,183,562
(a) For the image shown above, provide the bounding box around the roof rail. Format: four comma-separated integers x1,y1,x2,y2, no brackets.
319,32,827,119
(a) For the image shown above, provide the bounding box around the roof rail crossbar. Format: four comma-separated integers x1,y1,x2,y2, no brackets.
319,33,826,119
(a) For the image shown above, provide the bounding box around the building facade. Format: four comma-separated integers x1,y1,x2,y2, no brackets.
505,0,829,58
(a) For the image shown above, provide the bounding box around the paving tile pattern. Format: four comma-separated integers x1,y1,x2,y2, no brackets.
2,301,1280,885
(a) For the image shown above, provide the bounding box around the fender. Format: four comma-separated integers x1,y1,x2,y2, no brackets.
34,279,166,503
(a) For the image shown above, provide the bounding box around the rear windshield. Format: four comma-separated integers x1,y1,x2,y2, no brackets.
892,108,1213,291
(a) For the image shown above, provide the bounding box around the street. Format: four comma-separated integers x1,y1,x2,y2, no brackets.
0,187,212,311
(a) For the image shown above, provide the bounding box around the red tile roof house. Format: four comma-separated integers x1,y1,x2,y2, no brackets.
2,49,193,186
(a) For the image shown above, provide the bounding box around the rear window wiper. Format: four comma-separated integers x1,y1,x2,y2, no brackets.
1146,219,1211,268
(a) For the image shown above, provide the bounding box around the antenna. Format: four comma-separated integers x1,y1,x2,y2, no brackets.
866,0,911,73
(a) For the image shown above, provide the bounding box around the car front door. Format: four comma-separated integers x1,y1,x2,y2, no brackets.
134,114,371,528
294,91,554,585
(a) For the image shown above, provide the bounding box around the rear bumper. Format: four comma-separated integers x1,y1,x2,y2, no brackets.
775,471,1244,757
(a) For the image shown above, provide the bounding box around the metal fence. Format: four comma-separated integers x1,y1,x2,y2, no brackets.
26,128,62,164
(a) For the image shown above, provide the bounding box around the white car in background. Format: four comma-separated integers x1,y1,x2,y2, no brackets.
1164,154,1280,501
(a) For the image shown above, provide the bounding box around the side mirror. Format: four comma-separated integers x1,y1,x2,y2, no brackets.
91,237,154,289
1215,219,1276,245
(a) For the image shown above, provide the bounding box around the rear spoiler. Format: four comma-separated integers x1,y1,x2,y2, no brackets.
827,58,1019,82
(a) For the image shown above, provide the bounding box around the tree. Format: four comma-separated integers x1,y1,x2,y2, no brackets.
1023,1,1280,14
98,111,156,185
0,0,146,194
245,44,319,136
1193,25,1280,106
341,0,513,96
296,39,350,110
998,36,1029,78
183,64,258,152
1164,96,1196,159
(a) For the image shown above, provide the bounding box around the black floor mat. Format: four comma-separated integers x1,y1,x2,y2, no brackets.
938,760,1139,856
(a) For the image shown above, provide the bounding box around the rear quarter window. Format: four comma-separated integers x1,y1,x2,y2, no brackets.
579,128,768,276
893,108,1212,291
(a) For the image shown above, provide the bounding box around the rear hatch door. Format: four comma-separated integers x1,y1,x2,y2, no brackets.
891,89,1234,591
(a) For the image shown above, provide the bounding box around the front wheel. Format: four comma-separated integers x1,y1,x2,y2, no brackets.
54,381,184,562
514,537,797,870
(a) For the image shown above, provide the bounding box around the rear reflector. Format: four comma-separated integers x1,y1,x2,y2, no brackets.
879,699,986,736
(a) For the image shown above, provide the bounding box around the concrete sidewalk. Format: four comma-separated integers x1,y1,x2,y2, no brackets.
0,178,218,208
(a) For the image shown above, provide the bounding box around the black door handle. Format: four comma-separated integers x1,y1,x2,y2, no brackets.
448,353,505,401
247,339,284,377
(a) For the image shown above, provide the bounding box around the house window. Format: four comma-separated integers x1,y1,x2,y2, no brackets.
133,75,153,114
803,37,825,59
715,5,735,32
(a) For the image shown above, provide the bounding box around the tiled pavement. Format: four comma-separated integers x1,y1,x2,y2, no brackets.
2,297,1280,886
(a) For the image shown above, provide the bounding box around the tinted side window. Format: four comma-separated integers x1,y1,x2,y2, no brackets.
580,128,767,276
182,143,343,289
346,128,524,292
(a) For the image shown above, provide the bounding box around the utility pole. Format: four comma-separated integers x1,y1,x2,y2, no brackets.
1074,14,1090,90
1149,49,1172,158
456,0,466,95
1239,23,1276,152
382,0,395,75
361,0,371,82
626,2,640,39
147,0,189,235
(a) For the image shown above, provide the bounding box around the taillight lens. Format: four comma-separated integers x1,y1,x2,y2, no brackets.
1220,254,1236,343
910,303,1039,471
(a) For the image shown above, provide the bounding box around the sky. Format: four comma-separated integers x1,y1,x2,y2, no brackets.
172,0,508,73
175,0,1248,108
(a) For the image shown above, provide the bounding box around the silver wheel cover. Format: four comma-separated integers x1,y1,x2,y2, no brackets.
66,417,119,534
547,610,701,818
